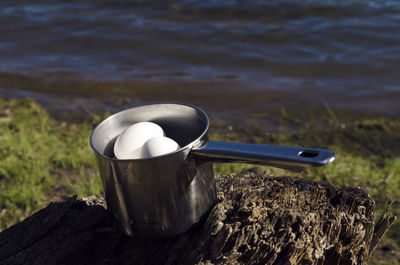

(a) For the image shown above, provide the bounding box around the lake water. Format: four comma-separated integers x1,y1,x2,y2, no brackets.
0,0,399,122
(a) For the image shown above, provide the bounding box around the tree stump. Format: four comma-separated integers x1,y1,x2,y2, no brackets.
0,174,395,265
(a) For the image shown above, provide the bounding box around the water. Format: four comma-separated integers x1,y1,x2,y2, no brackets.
0,0,399,121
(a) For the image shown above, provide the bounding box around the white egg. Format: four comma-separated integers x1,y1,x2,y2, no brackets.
140,136,180,159
114,122,164,159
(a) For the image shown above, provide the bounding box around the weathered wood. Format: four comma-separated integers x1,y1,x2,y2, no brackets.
0,174,395,265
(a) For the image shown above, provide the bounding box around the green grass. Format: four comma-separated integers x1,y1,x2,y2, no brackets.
0,98,399,263
0,98,104,228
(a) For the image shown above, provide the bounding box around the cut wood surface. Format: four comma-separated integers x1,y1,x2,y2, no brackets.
0,174,395,265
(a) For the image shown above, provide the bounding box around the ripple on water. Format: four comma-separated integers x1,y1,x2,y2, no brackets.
0,0,399,116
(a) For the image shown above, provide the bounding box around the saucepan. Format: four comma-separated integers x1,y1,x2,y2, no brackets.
90,103,335,238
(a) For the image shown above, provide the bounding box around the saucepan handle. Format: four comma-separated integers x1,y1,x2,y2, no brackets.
191,141,335,172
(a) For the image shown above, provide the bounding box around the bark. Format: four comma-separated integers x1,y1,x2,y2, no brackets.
0,174,395,265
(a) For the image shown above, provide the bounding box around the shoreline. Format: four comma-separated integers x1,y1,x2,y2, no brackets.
1,86,396,134
1,71,399,125
1,89,399,134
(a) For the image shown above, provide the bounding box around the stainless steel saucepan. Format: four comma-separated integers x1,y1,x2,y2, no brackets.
90,103,335,238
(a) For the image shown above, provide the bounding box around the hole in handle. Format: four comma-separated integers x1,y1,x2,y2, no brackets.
299,150,319,158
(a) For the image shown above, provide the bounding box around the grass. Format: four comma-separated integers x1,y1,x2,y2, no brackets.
0,98,104,228
0,98,399,263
